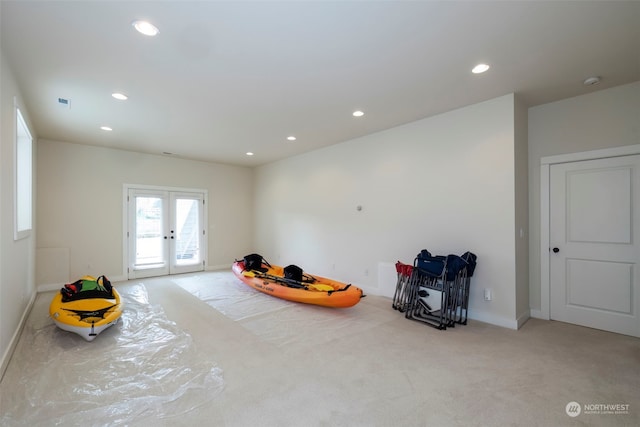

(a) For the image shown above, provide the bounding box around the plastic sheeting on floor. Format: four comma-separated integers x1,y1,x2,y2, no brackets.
0,283,224,427
174,273,395,349
4,272,639,426
173,273,297,321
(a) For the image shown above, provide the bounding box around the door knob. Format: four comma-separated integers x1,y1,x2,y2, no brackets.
552,247,559,253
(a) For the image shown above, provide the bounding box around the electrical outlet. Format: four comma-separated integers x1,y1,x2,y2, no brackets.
484,288,492,301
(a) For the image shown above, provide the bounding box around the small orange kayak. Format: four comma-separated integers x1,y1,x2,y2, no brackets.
232,260,364,308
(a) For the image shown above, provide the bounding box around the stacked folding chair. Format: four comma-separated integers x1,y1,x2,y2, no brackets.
392,261,413,312
450,251,477,325
392,249,477,330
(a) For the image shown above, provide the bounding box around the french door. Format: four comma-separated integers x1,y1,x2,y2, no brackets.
127,188,206,279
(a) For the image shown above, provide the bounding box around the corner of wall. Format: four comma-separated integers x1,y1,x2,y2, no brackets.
514,94,530,319
0,290,36,381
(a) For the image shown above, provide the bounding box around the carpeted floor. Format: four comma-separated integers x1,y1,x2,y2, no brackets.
1,271,638,426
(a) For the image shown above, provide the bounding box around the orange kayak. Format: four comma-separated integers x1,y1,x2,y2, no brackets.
232,261,364,308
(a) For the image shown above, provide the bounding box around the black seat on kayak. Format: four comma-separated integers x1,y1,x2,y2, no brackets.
243,253,269,273
60,276,114,302
284,264,303,282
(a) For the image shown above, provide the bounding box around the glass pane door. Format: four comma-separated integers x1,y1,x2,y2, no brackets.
128,188,205,279
170,193,204,274
129,190,169,278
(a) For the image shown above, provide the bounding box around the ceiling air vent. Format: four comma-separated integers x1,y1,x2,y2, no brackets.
57,97,71,108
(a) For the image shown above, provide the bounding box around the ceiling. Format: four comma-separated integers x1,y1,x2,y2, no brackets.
2,1,639,167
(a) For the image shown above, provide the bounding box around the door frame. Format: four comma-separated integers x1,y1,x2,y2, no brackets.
122,184,208,279
540,144,640,320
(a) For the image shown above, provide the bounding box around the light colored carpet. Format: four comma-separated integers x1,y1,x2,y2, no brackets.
1,271,638,426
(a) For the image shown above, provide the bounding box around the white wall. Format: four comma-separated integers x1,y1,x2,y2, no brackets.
255,94,521,328
37,139,254,285
1,50,37,377
528,81,640,313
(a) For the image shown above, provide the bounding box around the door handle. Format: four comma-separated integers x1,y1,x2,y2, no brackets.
552,247,560,253
164,236,167,239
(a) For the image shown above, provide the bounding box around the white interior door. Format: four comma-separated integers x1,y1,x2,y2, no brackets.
128,188,205,279
550,155,640,337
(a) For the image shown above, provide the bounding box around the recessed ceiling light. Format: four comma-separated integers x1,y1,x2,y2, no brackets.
287,136,296,141
132,20,159,36
246,152,254,156
112,93,128,100
472,63,490,74
100,126,112,131
353,110,364,117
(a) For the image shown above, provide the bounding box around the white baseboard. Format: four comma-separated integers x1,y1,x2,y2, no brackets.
529,308,547,320
467,310,519,330
38,283,62,292
206,264,231,271
1,290,37,381
467,309,532,330
516,310,531,329
38,274,128,293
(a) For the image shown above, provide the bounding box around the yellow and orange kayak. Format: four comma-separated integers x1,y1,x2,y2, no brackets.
232,261,364,308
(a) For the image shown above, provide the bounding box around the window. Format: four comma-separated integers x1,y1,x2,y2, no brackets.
15,101,33,240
